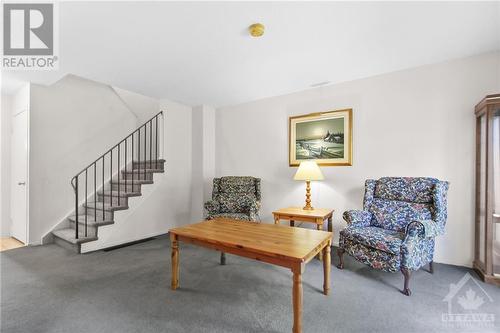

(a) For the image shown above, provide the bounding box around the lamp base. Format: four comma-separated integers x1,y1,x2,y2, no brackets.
302,205,314,211
303,180,314,211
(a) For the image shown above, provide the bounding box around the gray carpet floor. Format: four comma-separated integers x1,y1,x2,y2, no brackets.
1,235,499,333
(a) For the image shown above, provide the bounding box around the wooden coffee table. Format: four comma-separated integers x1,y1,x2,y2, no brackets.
169,218,332,333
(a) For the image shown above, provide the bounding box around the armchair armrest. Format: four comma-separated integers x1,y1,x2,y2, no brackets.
248,201,261,221
204,200,220,217
404,219,444,241
343,210,372,228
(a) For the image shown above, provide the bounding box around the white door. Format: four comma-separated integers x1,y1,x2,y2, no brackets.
10,110,28,244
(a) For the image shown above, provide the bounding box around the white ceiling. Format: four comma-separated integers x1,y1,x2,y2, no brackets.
2,1,499,107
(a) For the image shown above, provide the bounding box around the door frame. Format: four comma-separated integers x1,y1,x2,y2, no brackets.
10,86,30,245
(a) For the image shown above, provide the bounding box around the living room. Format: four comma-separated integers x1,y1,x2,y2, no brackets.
1,1,499,332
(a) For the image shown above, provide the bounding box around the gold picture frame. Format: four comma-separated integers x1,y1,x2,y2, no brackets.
289,108,353,166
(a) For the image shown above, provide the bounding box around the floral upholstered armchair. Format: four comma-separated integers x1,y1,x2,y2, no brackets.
337,177,449,296
204,176,261,221
204,176,261,264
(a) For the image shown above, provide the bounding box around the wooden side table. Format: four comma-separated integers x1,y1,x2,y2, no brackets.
272,207,334,260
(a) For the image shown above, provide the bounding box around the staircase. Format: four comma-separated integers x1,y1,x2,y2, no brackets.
52,112,165,253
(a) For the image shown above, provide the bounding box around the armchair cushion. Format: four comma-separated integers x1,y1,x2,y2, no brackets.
343,210,372,228
369,198,432,232
340,226,404,255
219,193,256,213
219,177,260,197
374,177,437,203
340,237,401,272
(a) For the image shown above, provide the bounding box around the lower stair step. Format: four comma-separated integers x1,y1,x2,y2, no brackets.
112,179,153,185
51,157,165,253
133,159,165,169
98,190,141,197
52,228,97,244
83,202,128,211
68,214,114,227
123,168,164,174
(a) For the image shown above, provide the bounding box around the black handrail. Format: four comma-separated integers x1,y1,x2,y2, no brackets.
71,111,163,239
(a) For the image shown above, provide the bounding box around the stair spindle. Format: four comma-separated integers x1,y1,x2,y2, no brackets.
75,176,79,239
149,121,152,170
102,156,105,221
155,115,158,170
138,127,141,183
132,133,135,191
110,150,113,207
118,143,120,205
85,169,88,237
94,163,97,223
125,139,128,194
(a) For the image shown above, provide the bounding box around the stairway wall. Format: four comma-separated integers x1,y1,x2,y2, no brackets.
26,73,195,248
29,75,156,244
81,99,193,252
112,86,160,123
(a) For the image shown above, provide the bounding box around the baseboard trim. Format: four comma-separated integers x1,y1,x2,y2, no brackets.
103,237,155,252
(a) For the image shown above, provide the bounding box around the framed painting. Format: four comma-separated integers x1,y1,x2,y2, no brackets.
289,108,353,166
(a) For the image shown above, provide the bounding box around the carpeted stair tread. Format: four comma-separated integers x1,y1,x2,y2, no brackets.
123,168,164,174
98,190,141,197
111,179,153,185
133,159,165,164
68,214,114,226
83,202,128,211
53,228,98,244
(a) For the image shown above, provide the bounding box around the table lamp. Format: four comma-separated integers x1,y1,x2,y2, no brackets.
294,161,324,210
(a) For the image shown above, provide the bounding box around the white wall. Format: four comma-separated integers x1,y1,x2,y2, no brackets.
82,98,193,252
112,86,160,123
29,75,140,243
202,105,216,202
191,106,204,221
0,93,12,237
190,105,216,222
215,52,500,267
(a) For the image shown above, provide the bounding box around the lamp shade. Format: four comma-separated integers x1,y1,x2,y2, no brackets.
293,161,324,181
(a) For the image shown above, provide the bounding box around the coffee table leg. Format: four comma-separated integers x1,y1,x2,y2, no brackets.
274,215,280,225
323,242,331,295
170,234,179,290
292,267,303,333
290,219,295,227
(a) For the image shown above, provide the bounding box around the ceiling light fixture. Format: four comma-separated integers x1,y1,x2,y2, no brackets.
249,23,265,37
